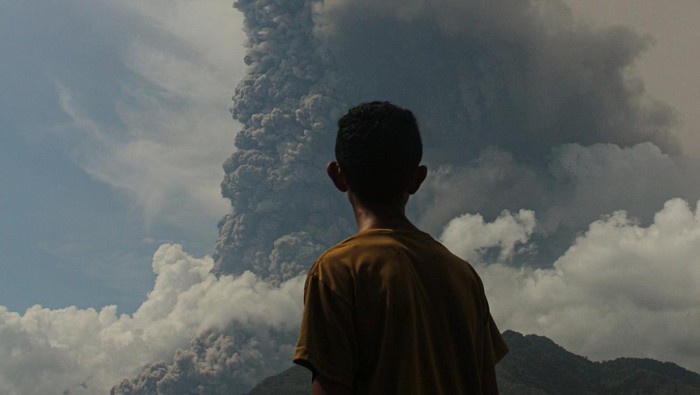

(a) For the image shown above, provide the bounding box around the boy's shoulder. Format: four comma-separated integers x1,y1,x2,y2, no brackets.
310,228,452,282
316,228,434,264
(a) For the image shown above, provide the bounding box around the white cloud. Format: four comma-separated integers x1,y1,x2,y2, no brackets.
442,198,700,373
440,209,535,264
0,244,304,395
3,200,699,394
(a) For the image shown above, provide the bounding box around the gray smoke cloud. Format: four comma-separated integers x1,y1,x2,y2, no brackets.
213,0,353,282
114,1,351,391
316,0,677,158
216,0,699,274
111,323,297,394
114,0,700,392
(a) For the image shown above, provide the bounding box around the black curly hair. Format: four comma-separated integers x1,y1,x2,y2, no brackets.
335,101,423,205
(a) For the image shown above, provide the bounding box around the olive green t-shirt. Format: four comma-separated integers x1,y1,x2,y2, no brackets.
293,228,508,394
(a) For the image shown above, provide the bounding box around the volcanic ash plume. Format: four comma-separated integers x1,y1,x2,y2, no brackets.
113,1,352,392
213,0,354,284
114,0,700,392
217,0,699,273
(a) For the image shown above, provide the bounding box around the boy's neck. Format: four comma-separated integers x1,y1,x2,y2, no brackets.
350,193,419,233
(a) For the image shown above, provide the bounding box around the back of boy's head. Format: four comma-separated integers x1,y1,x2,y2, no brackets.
335,101,423,206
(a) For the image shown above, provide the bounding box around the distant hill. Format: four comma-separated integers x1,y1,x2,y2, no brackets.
496,331,700,394
247,331,700,394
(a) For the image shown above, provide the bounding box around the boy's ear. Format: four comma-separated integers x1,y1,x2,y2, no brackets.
327,161,349,192
407,165,428,195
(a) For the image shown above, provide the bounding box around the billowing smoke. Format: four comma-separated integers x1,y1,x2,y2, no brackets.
216,0,700,276
119,0,700,390
114,1,353,392
5,0,699,393
319,0,677,159
111,322,298,394
212,0,347,282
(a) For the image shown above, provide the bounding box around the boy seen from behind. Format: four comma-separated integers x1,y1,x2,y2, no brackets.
293,101,508,394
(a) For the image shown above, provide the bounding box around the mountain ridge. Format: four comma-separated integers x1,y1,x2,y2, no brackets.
247,330,700,394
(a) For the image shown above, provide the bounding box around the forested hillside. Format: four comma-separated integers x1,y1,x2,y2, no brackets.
248,331,700,394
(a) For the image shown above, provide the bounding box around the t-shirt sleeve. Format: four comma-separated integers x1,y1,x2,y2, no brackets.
472,266,509,368
483,313,509,368
293,270,357,389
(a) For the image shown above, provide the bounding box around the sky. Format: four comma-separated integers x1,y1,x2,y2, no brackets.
1,0,245,313
1,0,699,393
